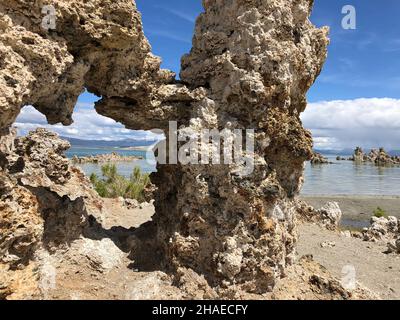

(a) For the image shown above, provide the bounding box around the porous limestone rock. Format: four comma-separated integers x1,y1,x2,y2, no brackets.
310,152,329,164
362,216,400,243
361,216,400,254
368,148,400,166
349,147,400,165
387,238,400,254
71,153,142,164
296,200,342,231
0,128,104,298
0,0,190,132
349,147,366,162
0,0,168,298
148,0,328,293
1,0,329,295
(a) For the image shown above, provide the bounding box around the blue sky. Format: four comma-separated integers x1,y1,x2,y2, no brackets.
309,0,400,101
134,0,400,102
17,0,400,150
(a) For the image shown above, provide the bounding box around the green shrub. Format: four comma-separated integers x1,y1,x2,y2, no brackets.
90,163,150,202
373,207,387,218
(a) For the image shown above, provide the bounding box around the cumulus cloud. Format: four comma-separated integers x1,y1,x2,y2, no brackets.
302,98,400,150
15,104,163,142
15,98,400,151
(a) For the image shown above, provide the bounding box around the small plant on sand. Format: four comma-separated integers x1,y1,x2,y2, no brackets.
373,207,387,218
90,163,150,202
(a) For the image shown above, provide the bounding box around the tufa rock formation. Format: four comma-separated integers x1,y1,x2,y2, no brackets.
0,0,194,131
349,147,400,165
362,216,400,243
147,0,328,293
310,152,329,164
71,153,143,165
360,215,400,254
1,0,329,295
0,0,177,297
0,128,104,298
296,200,342,231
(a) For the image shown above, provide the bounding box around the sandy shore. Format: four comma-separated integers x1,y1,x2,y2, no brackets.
297,223,400,300
301,195,400,229
104,198,400,300
39,198,399,300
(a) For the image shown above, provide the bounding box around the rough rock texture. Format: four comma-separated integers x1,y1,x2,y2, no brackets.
0,0,191,131
0,0,174,298
0,128,104,299
310,152,329,164
349,147,400,165
71,153,142,164
387,238,400,254
146,0,328,293
1,0,329,295
367,148,400,165
296,200,342,231
362,216,400,254
14,199,377,300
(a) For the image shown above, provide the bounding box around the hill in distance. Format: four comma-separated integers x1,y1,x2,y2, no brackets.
61,136,158,148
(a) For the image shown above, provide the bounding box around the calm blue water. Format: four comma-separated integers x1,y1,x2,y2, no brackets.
67,148,400,196
302,155,400,195
66,147,156,176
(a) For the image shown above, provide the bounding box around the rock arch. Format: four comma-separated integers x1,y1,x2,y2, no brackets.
0,0,328,295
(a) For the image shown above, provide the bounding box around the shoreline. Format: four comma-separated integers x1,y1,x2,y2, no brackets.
300,194,400,229
301,194,400,199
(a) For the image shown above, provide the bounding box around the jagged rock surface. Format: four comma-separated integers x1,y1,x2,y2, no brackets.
310,152,329,164
362,216,400,254
71,153,142,164
149,0,328,293
1,0,329,295
0,128,104,299
0,0,190,131
349,147,400,165
296,200,342,231
0,0,166,298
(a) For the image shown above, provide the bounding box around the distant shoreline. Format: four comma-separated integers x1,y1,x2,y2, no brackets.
118,146,152,151
69,146,150,151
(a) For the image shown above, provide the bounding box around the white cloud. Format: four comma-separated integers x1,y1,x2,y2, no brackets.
302,98,400,150
15,104,163,142
15,98,400,151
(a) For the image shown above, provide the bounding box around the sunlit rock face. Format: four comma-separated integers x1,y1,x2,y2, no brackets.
0,0,185,131
0,0,328,296
0,128,104,298
150,0,328,293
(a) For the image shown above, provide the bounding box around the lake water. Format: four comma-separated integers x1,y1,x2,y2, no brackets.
67,148,400,196
66,147,156,176
302,155,400,195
